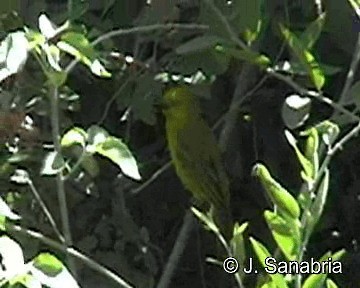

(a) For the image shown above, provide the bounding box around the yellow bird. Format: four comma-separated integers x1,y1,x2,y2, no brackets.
163,85,233,240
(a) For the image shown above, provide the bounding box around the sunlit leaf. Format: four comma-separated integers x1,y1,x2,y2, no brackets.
96,136,141,180
0,236,25,280
41,151,65,175
61,127,87,147
250,237,289,288
0,196,20,220
33,253,63,277
252,163,300,219
57,32,110,77
86,125,109,151
264,210,299,261
31,253,80,288
326,278,339,288
0,31,28,82
38,14,58,39
303,250,345,288
9,273,41,288
10,169,30,185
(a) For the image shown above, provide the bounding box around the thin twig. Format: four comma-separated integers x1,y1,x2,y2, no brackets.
130,162,172,195
50,86,76,275
295,121,360,287
329,121,360,156
335,33,360,112
6,223,134,288
27,178,65,243
156,210,196,288
97,68,144,126
266,67,360,122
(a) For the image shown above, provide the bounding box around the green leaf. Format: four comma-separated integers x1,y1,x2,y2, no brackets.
300,13,326,50
260,281,278,288
33,253,63,277
57,32,110,77
61,127,87,147
0,31,28,82
0,215,5,230
331,249,346,261
315,121,340,146
230,222,248,277
302,250,345,288
326,278,338,288
31,254,79,288
285,130,315,180
215,45,271,68
176,35,223,55
96,136,141,180
26,29,46,49
280,25,325,90
348,0,360,18
9,273,40,288
0,196,20,220
43,44,61,71
301,127,320,177
252,163,300,219
250,238,289,288
264,210,299,261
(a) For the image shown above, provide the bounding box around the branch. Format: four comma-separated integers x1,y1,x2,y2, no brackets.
130,162,172,195
6,223,134,288
334,33,360,116
27,178,64,243
156,210,196,288
50,86,76,275
266,67,360,122
64,23,208,74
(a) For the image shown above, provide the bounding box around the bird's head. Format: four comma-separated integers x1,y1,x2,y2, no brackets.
162,86,200,115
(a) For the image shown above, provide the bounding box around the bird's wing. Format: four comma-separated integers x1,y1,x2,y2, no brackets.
176,119,230,209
